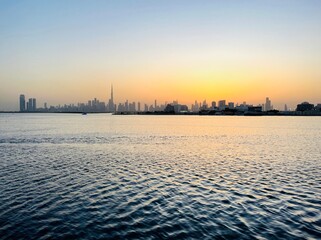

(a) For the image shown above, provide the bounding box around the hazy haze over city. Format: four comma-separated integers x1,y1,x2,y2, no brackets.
1,0,321,110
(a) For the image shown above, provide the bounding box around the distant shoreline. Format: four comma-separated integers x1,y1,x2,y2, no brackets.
0,111,321,116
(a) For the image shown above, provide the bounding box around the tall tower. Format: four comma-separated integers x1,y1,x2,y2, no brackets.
19,94,26,112
111,84,114,103
28,98,33,111
108,84,115,112
32,98,36,111
265,97,271,111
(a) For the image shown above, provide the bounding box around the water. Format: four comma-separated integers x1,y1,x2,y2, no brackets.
0,113,320,239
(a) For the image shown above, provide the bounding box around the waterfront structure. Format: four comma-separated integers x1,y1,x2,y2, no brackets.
296,102,314,111
191,100,199,112
235,103,249,112
19,94,25,112
211,101,216,109
107,85,115,112
265,97,271,111
218,100,226,110
16,92,320,115
164,103,188,113
129,102,136,112
125,100,129,111
138,102,141,112
32,98,36,111
28,98,33,111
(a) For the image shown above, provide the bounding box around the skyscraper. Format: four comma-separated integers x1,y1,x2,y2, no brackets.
108,84,115,112
211,101,216,109
218,100,226,110
32,98,37,111
265,97,271,111
28,98,33,111
138,102,141,112
111,84,113,102
19,94,25,112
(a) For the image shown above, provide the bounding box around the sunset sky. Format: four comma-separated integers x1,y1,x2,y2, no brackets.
1,0,321,110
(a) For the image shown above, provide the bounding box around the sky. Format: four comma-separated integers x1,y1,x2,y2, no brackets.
0,0,321,110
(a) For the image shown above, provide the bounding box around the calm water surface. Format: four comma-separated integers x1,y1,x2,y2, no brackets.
0,113,320,239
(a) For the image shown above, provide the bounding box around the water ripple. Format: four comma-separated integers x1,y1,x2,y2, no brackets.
1,115,321,239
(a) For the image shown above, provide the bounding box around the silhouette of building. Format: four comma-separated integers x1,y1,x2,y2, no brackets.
211,101,216,109
191,100,199,112
248,106,262,112
27,98,33,111
107,85,115,112
164,104,175,113
284,104,288,111
129,102,136,112
296,102,314,111
164,103,188,113
19,94,25,112
228,102,234,109
32,98,36,111
265,97,271,111
235,103,250,112
125,100,129,111
201,100,208,110
218,100,226,110
138,102,141,112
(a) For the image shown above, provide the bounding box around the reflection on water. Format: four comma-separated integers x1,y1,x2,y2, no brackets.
0,114,320,239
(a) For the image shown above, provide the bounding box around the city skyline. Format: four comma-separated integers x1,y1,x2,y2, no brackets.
14,82,321,112
18,85,278,112
1,1,321,110
17,85,321,114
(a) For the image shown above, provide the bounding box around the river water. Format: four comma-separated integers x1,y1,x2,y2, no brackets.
0,113,320,239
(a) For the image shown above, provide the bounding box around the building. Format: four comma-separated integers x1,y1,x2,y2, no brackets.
129,102,136,112
235,103,249,112
164,103,188,113
248,106,262,112
32,98,36,111
137,102,141,112
296,102,314,111
228,102,234,109
211,101,216,109
164,104,175,113
28,98,33,111
192,100,199,112
265,97,271,111
19,94,25,112
125,100,129,111
218,100,226,110
174,104,188,113
107,85,115,112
